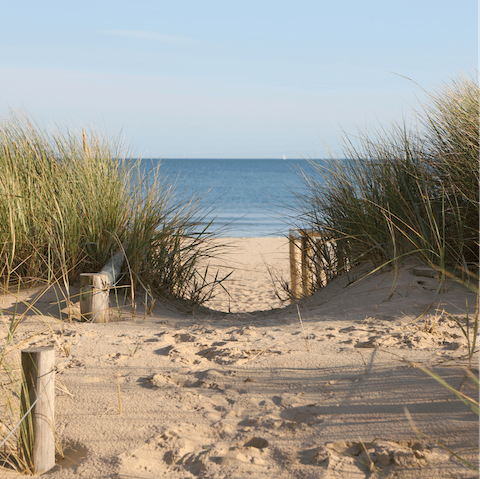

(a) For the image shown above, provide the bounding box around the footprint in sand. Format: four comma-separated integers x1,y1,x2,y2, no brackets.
272,393,303,408
146,368,235,392
219,438,269,467
304,440,452,477
280,405,325,425
155,339,281,365
119,427,273,477
354,327,468,350
174,332,198,343
118,429,210,477
228,325,259,340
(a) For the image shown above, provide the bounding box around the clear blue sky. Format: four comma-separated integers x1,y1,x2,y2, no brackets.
1,1,477,158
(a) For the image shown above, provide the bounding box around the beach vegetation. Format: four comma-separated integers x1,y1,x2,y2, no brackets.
290,71,479,473
0,110,230,473
291,72,478,295
0,109,227,305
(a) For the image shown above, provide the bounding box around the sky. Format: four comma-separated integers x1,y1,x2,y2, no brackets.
1,1,478,159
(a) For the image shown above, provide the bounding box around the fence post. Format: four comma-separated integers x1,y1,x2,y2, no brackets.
290,229,325,300
289,230,300,300
301,232,313,296
79,249,125,323
20,346,55,474
80,273,110,323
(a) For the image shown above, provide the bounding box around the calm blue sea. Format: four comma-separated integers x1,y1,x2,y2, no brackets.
142,159,321,237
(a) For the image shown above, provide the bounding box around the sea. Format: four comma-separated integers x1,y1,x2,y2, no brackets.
142,159,321,237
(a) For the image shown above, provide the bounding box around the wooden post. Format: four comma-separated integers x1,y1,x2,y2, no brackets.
301,234,313,296
290,229,324,300
80,273,110,323
79,249,125,323
20,347,55,475
289,230,300,300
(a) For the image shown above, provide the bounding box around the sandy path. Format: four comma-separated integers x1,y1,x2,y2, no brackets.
202,237,290,313
0,238,478,478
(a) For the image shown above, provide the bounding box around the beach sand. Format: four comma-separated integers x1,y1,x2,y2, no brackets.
201,237,290,313
0,237,478,478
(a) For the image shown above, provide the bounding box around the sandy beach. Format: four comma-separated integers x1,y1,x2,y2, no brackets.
201,237,291,313
1,237,478,478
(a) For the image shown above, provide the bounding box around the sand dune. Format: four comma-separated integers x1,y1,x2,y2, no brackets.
0,237,478,478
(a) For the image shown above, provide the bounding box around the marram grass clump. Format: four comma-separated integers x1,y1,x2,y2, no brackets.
289,73,479,472
0,110,230,473
293,73,479,291
0,109,226,304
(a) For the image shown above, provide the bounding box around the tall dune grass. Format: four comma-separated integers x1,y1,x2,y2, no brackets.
289,73,479,472
0,111,230,471
293,73,479,291
0,110,230,474
0,110,226,303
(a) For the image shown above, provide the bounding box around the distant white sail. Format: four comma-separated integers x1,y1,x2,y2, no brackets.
283,155,287,160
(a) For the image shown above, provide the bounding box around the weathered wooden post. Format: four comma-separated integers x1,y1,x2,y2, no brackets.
20,346,55,474
289,229,301,300
80,273,110,322
301,232,313,297
290,229,324,300
80,249,125,323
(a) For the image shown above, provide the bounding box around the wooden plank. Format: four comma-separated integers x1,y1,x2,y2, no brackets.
99,249,125,285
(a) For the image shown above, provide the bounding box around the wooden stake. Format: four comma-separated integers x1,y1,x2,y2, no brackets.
79,249,125,323
20,347,55,474
80,273,110,323
289,230,300,300
290,229,323,299
301,234,313,296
